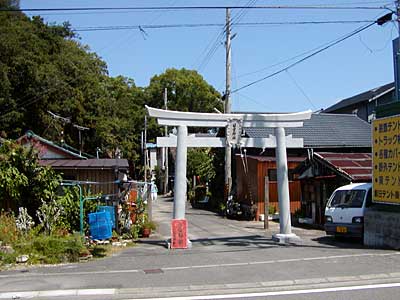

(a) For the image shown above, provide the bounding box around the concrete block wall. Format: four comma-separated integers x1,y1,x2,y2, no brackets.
364,209,400,250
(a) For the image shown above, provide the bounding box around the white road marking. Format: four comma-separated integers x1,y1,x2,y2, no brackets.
132,282,400,300
0,289,115,299
2,279,400,299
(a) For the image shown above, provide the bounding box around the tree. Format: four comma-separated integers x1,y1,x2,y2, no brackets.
0,11,225,181
0,140,61,218
93,76,145,164
144,68,223,144
187,148,216,187
145,68,222,113
0,0,19,9
0,13,107,149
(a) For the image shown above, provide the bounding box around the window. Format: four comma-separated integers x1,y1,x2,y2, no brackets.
329,190,366,208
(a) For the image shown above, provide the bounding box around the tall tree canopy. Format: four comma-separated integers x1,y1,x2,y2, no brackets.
0,0,19,9
0,11,223,180
145,68,222,113
144,68,223,143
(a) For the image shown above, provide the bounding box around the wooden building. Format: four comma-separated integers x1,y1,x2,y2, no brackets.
40,159,129,195
18,131,129,195
235,112,372,223
236,155,305,220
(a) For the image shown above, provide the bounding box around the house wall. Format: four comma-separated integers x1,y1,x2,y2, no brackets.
56,169,118,195
326,91,394,123
236,157,302,220
257,161,302,220
236,157,258,205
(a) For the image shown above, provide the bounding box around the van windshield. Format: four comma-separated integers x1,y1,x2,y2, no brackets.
329,190,366,208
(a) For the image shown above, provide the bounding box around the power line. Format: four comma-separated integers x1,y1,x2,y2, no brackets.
3,5,390,12
73,20,377,32
22,2,393,16
231,21,376,94
285,70,317,110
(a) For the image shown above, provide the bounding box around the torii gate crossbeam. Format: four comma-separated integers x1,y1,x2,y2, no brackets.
146,105,312,247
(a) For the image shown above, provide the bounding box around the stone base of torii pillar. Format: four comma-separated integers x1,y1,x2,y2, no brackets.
272,233,301,244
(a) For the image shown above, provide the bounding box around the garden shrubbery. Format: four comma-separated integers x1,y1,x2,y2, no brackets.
0,210,88,267
0,141,100,269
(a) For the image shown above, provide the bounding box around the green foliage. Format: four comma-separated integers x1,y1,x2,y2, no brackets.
142,219,157,230
14,233,86,264
144,68,223,143
0,140,62,217
0,213,87,267
0,12,224,180
145,68,222,113
93,76,144,162
129,224,141,240
187,148,216,187
0,0,19,9
0,212,18,244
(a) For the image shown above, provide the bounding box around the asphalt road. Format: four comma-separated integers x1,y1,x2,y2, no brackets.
1,196,400,299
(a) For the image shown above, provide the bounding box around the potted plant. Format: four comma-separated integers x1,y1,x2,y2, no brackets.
141,220,157,238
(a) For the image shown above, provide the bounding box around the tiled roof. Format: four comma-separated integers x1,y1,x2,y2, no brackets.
18,130,87,159
40,159,129,169
244,113,371,148
324,82,394,112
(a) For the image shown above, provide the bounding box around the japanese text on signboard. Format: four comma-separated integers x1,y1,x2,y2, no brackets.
171,219,188,249
373,115,400,204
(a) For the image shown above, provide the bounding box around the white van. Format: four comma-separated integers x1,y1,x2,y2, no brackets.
324,183,372,238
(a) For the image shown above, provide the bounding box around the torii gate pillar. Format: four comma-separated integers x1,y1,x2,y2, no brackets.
273,127,300,244
174,125,188,220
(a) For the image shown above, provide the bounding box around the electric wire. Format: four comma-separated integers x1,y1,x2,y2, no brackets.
231,21,377,94
73,20,377,31
234,20,380,80
3,6,391,12
285,70,317,110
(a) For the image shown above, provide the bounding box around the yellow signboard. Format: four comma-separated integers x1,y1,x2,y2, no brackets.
372,114,400,204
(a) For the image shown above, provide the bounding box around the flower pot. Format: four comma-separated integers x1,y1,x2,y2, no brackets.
142,228,151,238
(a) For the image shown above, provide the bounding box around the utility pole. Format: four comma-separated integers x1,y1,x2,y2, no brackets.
144,115,148,184
73,124,89,157
163,88,169,194
225,8,232,197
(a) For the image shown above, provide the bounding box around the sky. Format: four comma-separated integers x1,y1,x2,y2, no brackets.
21,0,397,113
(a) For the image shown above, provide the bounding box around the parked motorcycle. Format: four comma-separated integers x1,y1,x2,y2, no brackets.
226,195,242,219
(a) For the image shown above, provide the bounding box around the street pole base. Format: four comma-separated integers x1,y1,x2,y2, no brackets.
272,233,301,245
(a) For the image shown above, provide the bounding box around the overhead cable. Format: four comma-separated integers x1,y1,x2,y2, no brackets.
73,20,376,31
3,5,390,12
231,21,376,94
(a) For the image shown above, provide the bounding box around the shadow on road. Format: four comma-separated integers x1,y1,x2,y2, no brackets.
312,236,365,249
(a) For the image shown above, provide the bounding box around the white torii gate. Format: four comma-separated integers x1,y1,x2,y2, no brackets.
146,105,312,245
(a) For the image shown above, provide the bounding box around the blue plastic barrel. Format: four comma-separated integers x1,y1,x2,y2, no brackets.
97,206,115,229
88,211,112,240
